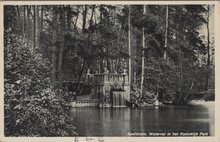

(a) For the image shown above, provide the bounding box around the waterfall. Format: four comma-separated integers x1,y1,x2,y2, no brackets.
112,91,126,107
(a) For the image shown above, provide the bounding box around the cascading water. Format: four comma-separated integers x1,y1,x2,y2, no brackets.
111,91,126,107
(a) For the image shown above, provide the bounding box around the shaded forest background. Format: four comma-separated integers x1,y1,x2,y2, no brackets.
4,5,214,136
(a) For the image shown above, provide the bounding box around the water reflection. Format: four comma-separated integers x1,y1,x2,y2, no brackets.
69,102,214,136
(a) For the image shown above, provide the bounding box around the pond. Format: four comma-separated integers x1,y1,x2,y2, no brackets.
69,101,214,136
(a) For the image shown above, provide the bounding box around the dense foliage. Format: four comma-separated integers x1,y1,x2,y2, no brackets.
129,5,214,104
4,30,77,136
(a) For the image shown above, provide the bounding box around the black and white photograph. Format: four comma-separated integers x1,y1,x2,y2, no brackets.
2,1,217,139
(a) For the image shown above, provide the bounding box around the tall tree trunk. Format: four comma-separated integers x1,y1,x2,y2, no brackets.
74,6,79,30
67,5,71,30
33,5,36,48
140,5,146,98
82,5,88,31
27,6,31,40
178,53,183,103
205,5,210,90
23,6,26,38
77,59,86,93
99,5,105,71
58,6,65,88
35,5,40,48
128,6,132,92
89,5,95,26
15,6,21,33
41,5,44,32
51,7,57,82
161,5,169,101
164,5,168,60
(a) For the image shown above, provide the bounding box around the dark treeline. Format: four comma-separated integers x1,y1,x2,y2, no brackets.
4,5,214,136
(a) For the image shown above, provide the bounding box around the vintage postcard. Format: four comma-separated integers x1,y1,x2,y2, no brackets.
0,1,219,142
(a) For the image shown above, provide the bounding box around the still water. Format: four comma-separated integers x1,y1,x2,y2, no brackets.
69,101,214,136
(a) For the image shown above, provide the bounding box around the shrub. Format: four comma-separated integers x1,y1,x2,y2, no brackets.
4,30,77,136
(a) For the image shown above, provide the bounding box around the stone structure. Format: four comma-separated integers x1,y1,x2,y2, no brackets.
68,68,131,108
87,72,130,107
